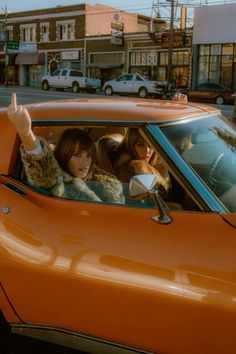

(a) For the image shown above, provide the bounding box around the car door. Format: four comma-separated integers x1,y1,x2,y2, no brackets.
49,69,62,87
193,83,209,101
1,176,236,354
114,74,133,94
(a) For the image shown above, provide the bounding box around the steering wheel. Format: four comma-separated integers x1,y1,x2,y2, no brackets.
206,152,235,197
205,153,225,193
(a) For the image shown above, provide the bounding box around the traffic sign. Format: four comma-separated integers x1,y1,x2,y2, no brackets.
7,40,19,50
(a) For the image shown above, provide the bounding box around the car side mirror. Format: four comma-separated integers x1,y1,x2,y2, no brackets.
129,174,172,225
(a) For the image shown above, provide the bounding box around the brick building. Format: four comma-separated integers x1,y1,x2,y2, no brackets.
0,3,162,86
0,3,192,88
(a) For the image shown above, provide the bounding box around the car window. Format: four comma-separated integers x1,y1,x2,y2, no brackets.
136,75,144,81
61,70,67,76
117,75,132,81
14,124,194,211
162,116,236,212
210,83,223,90
197,83,207,90
51,70,61,76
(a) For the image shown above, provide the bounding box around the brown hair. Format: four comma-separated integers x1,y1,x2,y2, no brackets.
116,128,157,165
54,128,96,177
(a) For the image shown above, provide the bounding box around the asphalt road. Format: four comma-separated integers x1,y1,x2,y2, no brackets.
3,332,87,354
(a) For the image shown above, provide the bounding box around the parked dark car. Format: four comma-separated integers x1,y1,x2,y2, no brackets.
180,82,235,105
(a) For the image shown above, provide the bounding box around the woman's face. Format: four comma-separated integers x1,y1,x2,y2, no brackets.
68,143,92,179
134,137,154,162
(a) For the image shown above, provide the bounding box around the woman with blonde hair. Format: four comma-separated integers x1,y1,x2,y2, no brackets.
7,93,124,204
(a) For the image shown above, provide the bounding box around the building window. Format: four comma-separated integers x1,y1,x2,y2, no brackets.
7,26,13,41
56,21,75,41
209,55,221,82
40,23,49,42
198,43,235,88
20,25,36,42
198,55,209,83
160,52,168,66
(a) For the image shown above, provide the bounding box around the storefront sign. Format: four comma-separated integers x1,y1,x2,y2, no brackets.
110,37,123,46
19,43,37,52
130,51,157,66
111,13,124,46
61,51,79,60
111,22,124,31
7,40,19,50
161,32,185,48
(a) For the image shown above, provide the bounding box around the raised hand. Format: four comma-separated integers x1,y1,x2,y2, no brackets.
172,92,188,103
7,93,37,151
7,93,32,136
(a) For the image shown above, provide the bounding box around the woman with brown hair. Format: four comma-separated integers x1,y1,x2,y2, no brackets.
7,93,124,204
111,128,170,192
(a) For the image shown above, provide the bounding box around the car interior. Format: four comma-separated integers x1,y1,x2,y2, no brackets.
12,123,200,211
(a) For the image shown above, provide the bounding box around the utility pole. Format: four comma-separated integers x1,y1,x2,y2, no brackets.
0,5,8,86
4,5,8,87
167,0,175,91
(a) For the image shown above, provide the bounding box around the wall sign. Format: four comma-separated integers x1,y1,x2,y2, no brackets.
161,32,185,48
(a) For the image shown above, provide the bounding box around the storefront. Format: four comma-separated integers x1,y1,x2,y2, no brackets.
15,52,45,86
197,43,236,89
128,31,192,87
192,3,236,89
87,52,124,85
0,54,18,85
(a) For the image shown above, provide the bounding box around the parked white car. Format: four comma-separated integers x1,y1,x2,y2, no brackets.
102,73,166,98
41,69,101,93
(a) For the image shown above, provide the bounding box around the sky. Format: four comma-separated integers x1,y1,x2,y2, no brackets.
3,0,236,20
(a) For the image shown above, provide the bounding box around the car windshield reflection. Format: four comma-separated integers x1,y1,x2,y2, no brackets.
162,116,236,212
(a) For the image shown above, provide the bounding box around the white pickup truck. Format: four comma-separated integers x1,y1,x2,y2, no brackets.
103,73,166,98
41,69,101,93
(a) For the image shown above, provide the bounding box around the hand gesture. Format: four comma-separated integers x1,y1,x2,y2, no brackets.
7,93,32,136
172,92,188,103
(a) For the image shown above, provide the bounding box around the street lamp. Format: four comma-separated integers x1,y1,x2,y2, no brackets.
0,5,8,87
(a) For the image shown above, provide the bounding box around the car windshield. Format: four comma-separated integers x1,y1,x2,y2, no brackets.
162,115,236,212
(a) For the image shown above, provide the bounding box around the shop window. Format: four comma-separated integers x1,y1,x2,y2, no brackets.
211,45,221,56
209,55,220,82
221,55,233,88
199,45,210,56
222,44,233,55
160,52,168,66
198,56,209,83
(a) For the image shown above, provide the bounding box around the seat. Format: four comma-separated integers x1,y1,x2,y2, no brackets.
96,134,123,174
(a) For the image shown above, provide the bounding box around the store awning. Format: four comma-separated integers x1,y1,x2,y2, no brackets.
86,62,123,69
15,53,45,65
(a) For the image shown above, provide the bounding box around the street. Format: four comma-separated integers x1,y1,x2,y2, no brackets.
0,85,234,119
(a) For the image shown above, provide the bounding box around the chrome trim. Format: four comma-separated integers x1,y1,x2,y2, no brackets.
3,182,26,196
11,324,155,354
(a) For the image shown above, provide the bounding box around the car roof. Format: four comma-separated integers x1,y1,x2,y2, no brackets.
10,97,219,123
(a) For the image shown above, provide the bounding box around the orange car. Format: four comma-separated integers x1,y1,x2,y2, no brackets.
1,98,236,354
